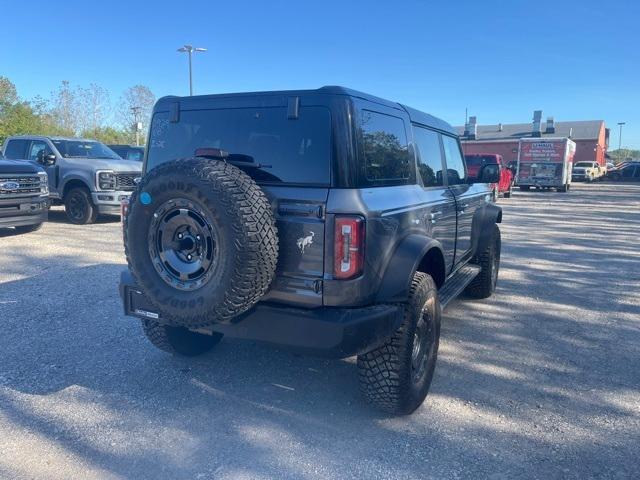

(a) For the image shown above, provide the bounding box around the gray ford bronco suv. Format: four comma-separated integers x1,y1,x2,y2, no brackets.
2,135,142,224
119,87,502,415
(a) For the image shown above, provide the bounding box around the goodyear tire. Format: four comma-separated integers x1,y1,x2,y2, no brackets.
141,319,223,356
358,272,441,415
125,158,278,328
465,224,501,299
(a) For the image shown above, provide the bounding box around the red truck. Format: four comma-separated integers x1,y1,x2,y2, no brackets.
464,154,514,200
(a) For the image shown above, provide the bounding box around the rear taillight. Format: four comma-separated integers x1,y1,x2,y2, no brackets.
334,216,365,280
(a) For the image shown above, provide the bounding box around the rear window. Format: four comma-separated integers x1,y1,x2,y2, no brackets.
147,106,331,185
360,110,412,185
464,155,498,166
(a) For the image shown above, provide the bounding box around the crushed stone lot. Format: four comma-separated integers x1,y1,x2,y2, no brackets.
0,183,638,479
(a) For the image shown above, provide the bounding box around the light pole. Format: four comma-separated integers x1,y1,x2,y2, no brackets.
177,45,207,96
617,122,626,164
130,106,141,146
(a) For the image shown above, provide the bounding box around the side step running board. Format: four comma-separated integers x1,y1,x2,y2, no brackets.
438,264,481,309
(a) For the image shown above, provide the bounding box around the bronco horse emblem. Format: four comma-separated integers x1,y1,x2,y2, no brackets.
296,231,315,254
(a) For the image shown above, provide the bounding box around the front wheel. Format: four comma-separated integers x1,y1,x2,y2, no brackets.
142,320,223,356
64,187,98,225
358,272,441,415
503,182,513,198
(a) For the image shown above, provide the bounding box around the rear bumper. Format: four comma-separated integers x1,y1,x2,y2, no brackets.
518,179,564,187
119,270,402,358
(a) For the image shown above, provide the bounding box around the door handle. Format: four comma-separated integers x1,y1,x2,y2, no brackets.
429,211,443,224
458,203,469,214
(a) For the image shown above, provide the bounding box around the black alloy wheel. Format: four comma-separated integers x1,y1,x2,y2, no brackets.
148,198,219,292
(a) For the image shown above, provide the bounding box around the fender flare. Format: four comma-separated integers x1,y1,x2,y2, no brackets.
60,173,93,198
471,202,502,258
376,234,445,303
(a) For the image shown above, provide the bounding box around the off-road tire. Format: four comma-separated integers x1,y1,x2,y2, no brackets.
64,187,98,225
465,224,501,299
14,223,43,234
357,272,441,415
125,158,278,328
142,320,223,356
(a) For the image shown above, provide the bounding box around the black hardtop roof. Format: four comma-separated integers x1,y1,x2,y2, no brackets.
155,86,456,135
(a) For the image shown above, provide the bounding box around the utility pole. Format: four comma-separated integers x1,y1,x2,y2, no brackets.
177,45,207,96
131,106,141,146
617,122,626,164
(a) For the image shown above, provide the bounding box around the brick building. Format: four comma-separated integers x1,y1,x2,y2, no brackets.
456,112,609,166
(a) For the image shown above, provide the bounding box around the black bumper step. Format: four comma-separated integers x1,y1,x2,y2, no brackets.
439,264,481,309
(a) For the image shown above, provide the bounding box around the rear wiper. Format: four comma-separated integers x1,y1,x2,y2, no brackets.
194,148,272,168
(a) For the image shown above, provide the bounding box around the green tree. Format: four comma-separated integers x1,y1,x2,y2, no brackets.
608,148,640,163
80,126,130,144
117,85,155,145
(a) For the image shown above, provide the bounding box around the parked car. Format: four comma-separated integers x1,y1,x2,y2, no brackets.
0,152,49,233
608,163,640,181
119,86,503,415
108,144,145,162
464,154,514,200
2,136,142,224
572,161,603,182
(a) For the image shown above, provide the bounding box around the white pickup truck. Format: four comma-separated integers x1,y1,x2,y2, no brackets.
571,161,604,182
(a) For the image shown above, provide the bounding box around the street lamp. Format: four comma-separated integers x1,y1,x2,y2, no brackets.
617,122,626,164
131,106,142,146
177,45,207,96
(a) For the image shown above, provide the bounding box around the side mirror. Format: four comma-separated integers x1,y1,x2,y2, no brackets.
42,154,57,166
479,163,500,183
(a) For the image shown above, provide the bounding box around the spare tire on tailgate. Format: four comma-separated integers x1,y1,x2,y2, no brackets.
124,158,278,328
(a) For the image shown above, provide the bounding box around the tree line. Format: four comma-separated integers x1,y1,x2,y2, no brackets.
0,76,155,146
608,149,640,162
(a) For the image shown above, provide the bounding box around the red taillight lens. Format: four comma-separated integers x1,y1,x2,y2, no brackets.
334,216,365,280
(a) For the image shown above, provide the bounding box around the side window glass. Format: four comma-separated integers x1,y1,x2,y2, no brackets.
4,139,28,159
360,110,411,184
28,141,49,161
413,126,444,187
441,135,466,185
622,167,634,178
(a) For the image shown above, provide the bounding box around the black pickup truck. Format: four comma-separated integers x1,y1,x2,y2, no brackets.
0,155,49,233
119,86,503,414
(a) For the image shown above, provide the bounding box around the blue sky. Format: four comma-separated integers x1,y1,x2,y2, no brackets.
1,0,638,148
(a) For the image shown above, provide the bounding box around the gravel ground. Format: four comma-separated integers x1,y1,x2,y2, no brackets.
0,183,638,480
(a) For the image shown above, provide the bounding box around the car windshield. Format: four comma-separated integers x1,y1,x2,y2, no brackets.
111,146,144,161
52,140,120,159
574,162,594,168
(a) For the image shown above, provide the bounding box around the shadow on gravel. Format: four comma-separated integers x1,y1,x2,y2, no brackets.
0,184,638,478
